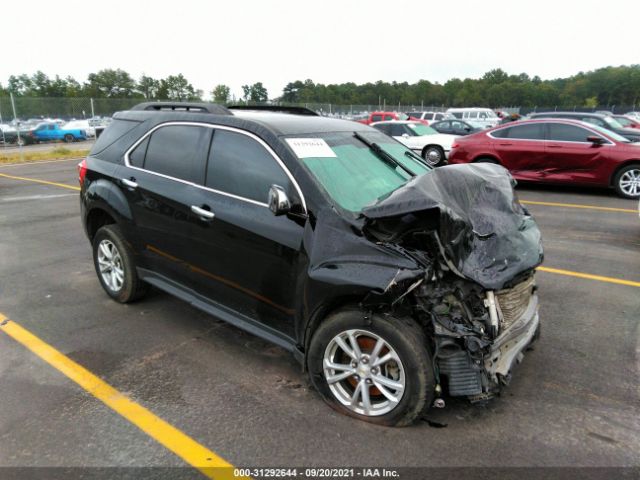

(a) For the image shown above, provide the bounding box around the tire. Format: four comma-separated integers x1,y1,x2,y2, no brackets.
613,164,640,199
308,309,435,426
64,134,75,143
422,145,445,167
92,224,148,303
474,157,499,164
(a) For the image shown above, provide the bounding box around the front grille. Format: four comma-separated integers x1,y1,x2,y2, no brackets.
495,276,535,330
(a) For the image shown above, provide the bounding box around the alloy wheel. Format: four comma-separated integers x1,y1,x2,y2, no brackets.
619,168,640,197
323,329,405,416
97,239,125,292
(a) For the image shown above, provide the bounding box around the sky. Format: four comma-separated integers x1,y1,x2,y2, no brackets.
2,0,639,100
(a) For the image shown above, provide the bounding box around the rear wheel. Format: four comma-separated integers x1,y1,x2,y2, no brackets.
613,164,640,199
92,224,148,303
64,134,75,143
422,145,445,167
308,309,434,426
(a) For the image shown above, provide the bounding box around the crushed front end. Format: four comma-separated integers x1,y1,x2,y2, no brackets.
415,272,539,401
361,163,544,403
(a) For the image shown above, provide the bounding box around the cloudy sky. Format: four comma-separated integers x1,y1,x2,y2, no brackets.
3,0,639,99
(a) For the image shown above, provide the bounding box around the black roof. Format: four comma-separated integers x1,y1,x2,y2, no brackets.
116,102,371,137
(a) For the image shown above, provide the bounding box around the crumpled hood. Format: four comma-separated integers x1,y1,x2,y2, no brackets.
362,163,544,290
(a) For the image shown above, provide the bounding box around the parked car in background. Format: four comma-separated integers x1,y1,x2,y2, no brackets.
356,111,408,125
528,112,640,142
372,120,457,166
446,108,500,129
64,120,96,137
32,122,87,143
625,112,640,122
406,111,453,125
430,119,480,136
448,118,640,198
0,126,37,146
612,115,640,130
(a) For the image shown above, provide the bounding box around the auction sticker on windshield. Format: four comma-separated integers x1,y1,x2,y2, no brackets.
286,138,336,158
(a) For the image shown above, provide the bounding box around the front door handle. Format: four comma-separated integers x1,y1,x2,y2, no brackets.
191,205,215,220
122,178,138,189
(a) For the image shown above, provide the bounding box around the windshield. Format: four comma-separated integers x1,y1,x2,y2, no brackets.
589,124,630,143
287,131,431,213
406,123,438,136
615,117,633,127
603,116,625,130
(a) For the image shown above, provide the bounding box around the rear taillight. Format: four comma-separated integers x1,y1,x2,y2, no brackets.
77,158,87,185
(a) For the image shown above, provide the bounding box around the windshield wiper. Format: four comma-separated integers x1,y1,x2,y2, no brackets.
353,132,417,177
404,149,429,166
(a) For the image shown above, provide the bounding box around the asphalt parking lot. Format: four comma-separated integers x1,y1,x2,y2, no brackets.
0,158,639,477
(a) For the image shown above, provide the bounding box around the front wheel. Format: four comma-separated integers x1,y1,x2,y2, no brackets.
422,145,445,167
613,164,640,199
308,309,434,426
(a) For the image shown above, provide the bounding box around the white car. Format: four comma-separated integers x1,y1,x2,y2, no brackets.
406,111,455,124
372,121,457,167
63,120,96,138
446,108,500,129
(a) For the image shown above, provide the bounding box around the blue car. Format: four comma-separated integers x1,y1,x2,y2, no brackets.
32,122,87,143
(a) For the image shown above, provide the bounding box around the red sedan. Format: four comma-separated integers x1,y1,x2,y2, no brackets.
447,119,640,198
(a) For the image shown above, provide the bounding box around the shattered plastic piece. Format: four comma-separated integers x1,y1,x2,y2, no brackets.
363,163,543,290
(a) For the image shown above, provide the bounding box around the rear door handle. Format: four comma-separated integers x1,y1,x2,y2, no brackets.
122,178,138,189
191,205,215,220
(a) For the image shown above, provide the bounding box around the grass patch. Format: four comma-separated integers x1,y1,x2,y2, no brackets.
0,147,90,165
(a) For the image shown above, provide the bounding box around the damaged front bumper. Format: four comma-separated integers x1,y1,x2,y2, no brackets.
485,292,539,386
433,277,540,401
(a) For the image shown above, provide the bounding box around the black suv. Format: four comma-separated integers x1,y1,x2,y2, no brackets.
79,102,543,426
528,112,640,142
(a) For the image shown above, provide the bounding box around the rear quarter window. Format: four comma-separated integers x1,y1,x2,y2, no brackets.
91,119,142,154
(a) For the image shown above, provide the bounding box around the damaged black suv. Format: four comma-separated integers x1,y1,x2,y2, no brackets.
79,102,543,426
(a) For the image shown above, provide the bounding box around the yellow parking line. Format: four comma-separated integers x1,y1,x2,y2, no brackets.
537,266,640,288
521,199,637,214
0,315,246,480
0,172,80,191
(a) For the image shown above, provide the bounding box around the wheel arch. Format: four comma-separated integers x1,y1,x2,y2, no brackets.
472,154,501,164
609,160,640,186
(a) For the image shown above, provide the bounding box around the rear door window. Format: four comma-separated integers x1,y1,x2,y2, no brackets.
503,123,544,140
206,129,290,204
371,114,382,122
547,123,593,142
141,125,211,184
389,124,407,136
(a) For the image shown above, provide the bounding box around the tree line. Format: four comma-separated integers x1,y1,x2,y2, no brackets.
0,69,267,104
2,65,640,108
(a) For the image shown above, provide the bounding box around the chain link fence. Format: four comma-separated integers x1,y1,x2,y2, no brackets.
1,97,639,126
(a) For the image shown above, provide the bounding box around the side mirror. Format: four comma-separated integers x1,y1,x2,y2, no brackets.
464,126,471,131
586,135,604,145
401,133,410,138
268,184,291,216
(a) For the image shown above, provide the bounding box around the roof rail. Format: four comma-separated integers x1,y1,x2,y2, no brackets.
131,102,231,115
227,105,319,116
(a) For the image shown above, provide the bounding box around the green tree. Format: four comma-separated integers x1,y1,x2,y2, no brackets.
137,75,159,99
211,84,231,103
242,82,268,103
157,74,200,101
85,69,137,98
